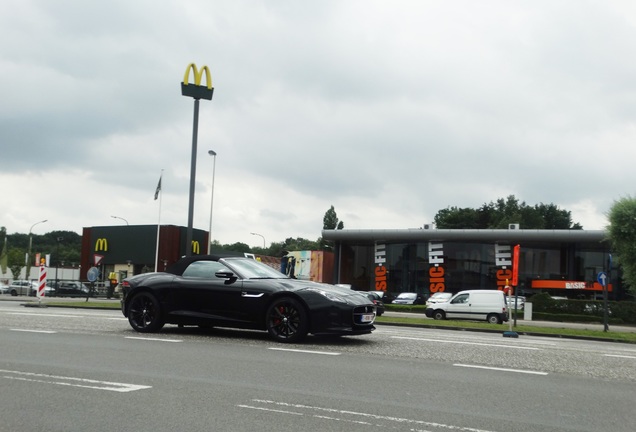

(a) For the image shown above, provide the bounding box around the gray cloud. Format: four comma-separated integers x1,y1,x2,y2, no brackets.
1,0,633,245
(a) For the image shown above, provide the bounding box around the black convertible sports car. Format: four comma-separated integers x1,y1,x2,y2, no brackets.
120,255,376,343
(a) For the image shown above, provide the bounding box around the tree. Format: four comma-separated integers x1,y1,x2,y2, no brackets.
434,195,583,229
320,206,344,250
607,196,636,296
323,205,344,230
7,248,24,280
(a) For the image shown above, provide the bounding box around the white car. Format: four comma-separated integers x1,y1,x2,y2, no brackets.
0,282,10,295
506,295,526,310
426,292,452,307
9,280,55,297
425,290,509,324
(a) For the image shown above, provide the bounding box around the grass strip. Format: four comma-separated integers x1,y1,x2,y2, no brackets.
375,315,636,343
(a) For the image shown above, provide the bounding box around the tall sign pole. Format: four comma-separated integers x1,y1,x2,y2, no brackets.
503,244,520,338
512,244,520,327
181,63,214,257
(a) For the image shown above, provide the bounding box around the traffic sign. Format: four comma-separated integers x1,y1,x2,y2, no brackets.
87,267,100,282
597,271,608,287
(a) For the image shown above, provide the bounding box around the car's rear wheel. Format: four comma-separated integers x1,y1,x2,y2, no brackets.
266,297,308,343
433,310,445,320
487,313,502,324
128,292,165,333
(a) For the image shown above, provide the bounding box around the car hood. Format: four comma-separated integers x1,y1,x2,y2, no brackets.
272,279,367,297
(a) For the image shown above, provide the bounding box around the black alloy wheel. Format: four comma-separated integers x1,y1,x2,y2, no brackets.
265,297,309,343
128,292,165,333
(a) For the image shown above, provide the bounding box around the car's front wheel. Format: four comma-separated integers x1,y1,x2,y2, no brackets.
433,310,445,320
265,297,309,343
127,292,165,333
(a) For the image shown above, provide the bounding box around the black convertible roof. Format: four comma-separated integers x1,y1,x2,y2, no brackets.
165,254,241,275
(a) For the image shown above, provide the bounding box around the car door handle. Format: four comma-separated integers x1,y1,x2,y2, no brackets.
241,292,264,298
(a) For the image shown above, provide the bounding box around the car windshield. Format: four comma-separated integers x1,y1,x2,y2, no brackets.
222,257,289,280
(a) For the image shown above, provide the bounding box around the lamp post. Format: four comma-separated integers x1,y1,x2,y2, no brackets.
110,215,129,225
26,219,47,282
251,232,266,249
55,236,63,289
207,150,217,254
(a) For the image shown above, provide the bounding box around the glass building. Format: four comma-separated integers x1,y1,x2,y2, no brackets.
322,228,624,300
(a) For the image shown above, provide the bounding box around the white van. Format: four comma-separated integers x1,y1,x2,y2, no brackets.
425,290,508,324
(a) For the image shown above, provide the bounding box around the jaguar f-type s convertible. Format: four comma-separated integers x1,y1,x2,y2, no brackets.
120,255,376,343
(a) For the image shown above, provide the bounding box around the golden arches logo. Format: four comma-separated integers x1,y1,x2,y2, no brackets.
95,238,108,252
183,63,212,89
191,241,200,254
181,63,214,100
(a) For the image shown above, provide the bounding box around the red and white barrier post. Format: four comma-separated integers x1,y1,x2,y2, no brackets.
37,260,47,302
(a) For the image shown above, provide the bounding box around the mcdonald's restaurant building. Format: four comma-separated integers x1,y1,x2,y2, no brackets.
80,225,208,283
322,228,627,300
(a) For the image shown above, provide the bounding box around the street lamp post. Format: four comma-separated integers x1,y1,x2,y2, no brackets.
110,215,129,226
251,232,266,249
55,236,63,288
207,150,217,254
26,219,47,282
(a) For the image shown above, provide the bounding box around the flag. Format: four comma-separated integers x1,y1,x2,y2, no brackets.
0,238,7,274
154,175,162,200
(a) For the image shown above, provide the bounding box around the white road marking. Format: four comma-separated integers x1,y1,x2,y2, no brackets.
6,312,126,321
392,335,541,350
125,336,182,343
0,369,151,392
242,399,499,431
268,347,341,356
10,329,57,334
237,405,303,416
604,354,636,359
8,312,85,318
454,363,548,375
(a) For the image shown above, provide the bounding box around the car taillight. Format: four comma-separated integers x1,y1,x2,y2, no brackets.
121,281,130,289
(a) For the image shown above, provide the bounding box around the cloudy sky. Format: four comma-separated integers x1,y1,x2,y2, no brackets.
2,0,634,247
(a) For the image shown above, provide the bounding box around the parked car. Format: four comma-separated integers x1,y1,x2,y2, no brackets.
425,290,508,324
9,280,55,297
426,292,453,307
120,254,377,343
0,282,10,295
369,290,398,304
506,295,526,310
53,281,90,297
392,292,425,305
360,291,385,316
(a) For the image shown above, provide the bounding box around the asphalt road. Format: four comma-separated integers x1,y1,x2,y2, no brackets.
0,301,635,432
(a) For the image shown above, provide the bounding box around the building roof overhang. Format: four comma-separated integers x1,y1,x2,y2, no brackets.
321,229,608,244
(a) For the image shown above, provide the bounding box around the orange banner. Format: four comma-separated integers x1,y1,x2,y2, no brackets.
531,279,612,292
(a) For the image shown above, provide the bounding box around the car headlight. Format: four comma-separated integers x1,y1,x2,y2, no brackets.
304,288,347,303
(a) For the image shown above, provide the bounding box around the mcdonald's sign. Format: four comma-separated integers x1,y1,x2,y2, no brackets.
95,238,109,252
181,63,214,100
191,240,200,255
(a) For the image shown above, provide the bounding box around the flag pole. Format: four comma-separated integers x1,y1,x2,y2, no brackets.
154,169,163,272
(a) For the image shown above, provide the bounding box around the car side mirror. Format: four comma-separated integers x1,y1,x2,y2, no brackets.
215,271,238,282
